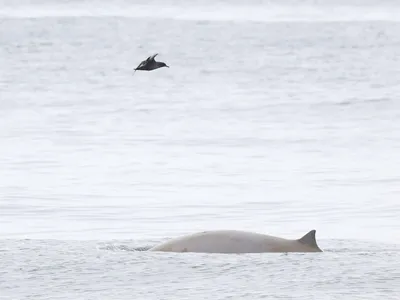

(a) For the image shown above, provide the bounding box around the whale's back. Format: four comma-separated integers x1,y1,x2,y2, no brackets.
149,229,322,253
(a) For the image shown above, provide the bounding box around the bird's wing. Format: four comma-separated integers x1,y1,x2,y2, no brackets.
149,53,158,61
134,59,148,70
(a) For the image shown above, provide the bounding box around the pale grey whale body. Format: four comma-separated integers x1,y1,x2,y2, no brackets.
149,229,322,254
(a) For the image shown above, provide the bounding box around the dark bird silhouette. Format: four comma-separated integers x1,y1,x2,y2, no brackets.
133,54,169,75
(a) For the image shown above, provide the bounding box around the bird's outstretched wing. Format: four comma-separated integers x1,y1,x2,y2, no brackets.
148,53,158,61
133,60,146,75
134,55,151,70
133,54,159,76
135,60,146,69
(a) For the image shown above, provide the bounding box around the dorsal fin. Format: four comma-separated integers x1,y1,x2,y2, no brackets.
297,230,321,250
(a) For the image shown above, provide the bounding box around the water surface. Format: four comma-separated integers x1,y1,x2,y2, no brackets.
1,0,400,299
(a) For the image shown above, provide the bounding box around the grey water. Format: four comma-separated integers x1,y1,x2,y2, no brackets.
1,0,400,299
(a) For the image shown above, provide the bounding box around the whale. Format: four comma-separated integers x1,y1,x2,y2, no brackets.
148,229,322,254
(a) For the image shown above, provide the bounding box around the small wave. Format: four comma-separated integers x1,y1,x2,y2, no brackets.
134,246,152,251
338,97,393,106
320,239,400,253
97,243,152,252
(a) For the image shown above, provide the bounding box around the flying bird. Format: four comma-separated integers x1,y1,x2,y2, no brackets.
133,54,169,75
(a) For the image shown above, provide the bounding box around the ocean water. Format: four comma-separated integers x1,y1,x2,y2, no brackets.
1,0,400,299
